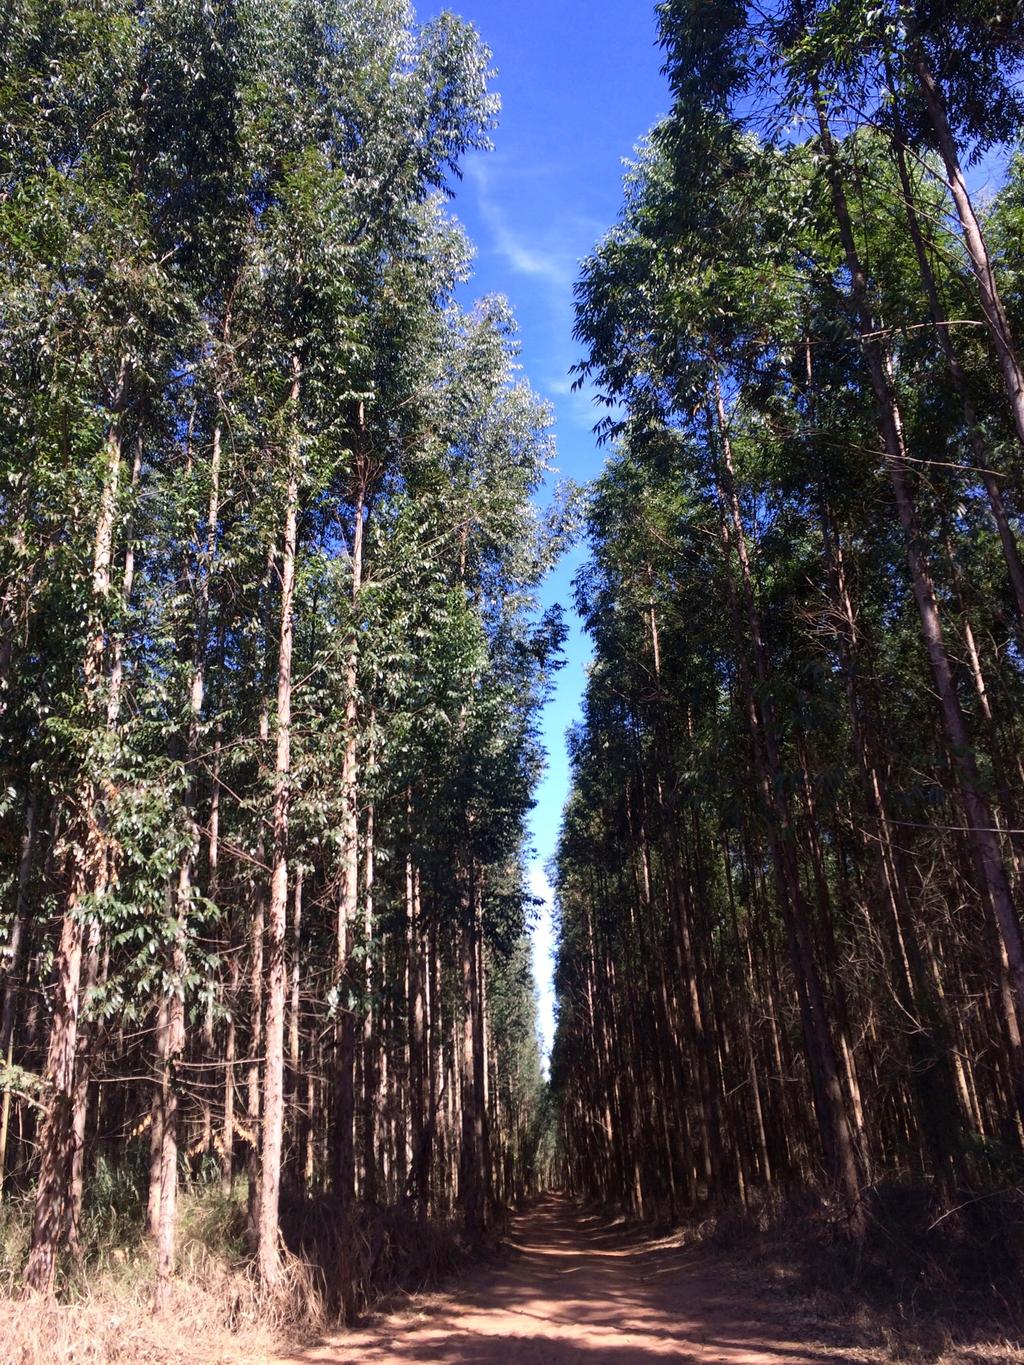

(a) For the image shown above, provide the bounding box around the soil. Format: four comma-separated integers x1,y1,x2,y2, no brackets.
281,1194,881,1364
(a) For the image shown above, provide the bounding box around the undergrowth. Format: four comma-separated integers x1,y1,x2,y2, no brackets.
279,1189,470,1321
690,1176,1024,1364
0,1161,277,1365
0,1157,475,1365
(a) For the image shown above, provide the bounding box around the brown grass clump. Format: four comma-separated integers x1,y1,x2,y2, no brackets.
0,1183,287,1365
278,1189,469,1322
0,1175,468,1363
1,1271,282,1365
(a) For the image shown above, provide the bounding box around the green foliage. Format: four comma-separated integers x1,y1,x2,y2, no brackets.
553,0,1024,1222
0,0,553,1281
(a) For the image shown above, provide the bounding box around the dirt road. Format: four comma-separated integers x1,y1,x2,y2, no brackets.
286,1194,871,1364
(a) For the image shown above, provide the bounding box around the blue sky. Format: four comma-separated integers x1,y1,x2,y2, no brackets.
441,2,670,1064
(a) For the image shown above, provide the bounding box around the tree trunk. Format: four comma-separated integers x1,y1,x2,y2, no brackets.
813,97,1024,1030
913,55,1024,452
0,791,38,1195
458,870,483,1237
333,451,366,1213
258,355,300,1290
361,790,378,1205
25,378,127,1295
288,867,303,1169
154,962,184,1311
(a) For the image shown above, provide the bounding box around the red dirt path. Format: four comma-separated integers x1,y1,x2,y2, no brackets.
283,1194,873,1364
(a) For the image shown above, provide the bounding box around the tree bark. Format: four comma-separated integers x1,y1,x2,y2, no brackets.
813,96,1024,1030
258,354,300,1290
361,789,378,1205
458,868,483,1237
913,55,1024,452
25,373,127,1294
333,442,366,1213
0,791,38,1195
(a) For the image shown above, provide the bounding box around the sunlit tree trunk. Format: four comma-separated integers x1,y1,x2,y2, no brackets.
360,786,378,1205
913,56,1024,454
333,467,364,1213
813,97,1024,1032
0,790,38,1196
258,354,301,1290
26,368,127,1294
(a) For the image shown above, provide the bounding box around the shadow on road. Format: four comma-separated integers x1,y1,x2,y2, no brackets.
284,1194,868,1364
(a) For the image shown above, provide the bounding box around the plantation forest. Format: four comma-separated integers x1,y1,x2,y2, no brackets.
3,1,1024,1362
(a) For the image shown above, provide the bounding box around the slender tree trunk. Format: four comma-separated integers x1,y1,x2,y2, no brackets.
333,444,367,1204
25,374,127,1294
154,885,186,1311
332,441,367,1322
458,867,483,1236
361,789,378,1205
288,866,303,1168
473,890,491,1222
813,97,1024,1027
0,791,38,1195
147,997,167,1238
222,943,237,1198
68,922,103,1257
407,843,428,1211
246,702,269,1236
258,355,300,1289
913,55,1024,452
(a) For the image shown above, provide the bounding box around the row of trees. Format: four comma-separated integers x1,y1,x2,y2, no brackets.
0,0,554,1308
552,0,1024,1235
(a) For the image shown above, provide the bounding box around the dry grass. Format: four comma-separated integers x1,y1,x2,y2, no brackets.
0,1172,470,1364
2,1275,282,1365
278,1190,471,1321
0,1181,305,1365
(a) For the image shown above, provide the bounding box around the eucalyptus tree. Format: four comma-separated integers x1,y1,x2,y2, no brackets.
573,119,867,1225
554,0,1024,1232
771,0,1024,452
0,0,555,1313
752,0,1024,1066
349,290,560,1233
0,0,207,1291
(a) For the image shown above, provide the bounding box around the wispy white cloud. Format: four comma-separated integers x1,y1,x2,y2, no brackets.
497,232,575,288
550,374,610,430
460,154,620,449
545,376,574,396
528,862,557,1076
465,158,576,290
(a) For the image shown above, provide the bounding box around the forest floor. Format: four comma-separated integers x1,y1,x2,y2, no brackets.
276,1194,1017,1365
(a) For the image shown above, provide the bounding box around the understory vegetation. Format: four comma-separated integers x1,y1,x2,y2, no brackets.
551,0,1024,1349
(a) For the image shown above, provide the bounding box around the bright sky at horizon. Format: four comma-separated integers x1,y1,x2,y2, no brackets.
443,3,670,1069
